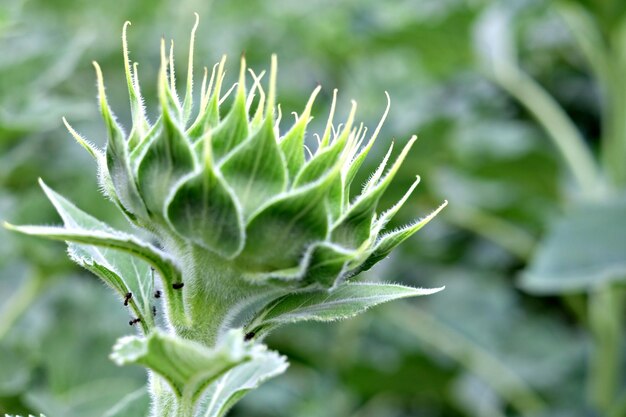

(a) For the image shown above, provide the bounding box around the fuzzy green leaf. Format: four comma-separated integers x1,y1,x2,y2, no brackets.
200,348,288,417
237,170,337,273
279,86,320,180
5,180,186,326
302,243,356,288
110,329,278,407
94,62,147,218
332,136,416,248
220,118,287,217
357,201,447,272
166,136,244,258
245,282,444,338
211,61,250,160
136,109,196,217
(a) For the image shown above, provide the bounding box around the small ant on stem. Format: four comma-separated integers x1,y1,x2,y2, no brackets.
123,292,132,306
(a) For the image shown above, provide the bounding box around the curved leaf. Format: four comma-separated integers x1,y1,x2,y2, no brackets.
220,117,287,217
199,348,288,417
521,198,626,294
166,135,245,258
237,170,337,273
244,282,444,338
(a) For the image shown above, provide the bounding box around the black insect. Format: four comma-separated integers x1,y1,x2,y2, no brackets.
172,282,184,290
123,292,132,306
152,306,157,317
244,331,255,341
129,317,141,326
154,290,161,298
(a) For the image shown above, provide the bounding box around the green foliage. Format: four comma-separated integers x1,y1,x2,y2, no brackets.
2,0,625,416
3,10,443,417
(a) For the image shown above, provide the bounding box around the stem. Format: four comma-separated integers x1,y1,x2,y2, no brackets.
588,283,624,413
0,270,46,340
494,65,600,196
388,303,547,416
600,56,626,187
559,3,626,188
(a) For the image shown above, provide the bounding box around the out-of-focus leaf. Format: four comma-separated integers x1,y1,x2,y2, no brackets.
521,197,626,294
101,388,149,417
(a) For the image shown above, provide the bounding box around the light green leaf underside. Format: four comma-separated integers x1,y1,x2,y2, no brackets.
26,181,162,317
167,146,244,258
237,171,337,273
199,349,289,417
279,86,320,180
211,82,249,160
520,198,626,294
220,118,287,217
110,329,283,408
245,282,444,338
302,243,355,287
136,111,195,217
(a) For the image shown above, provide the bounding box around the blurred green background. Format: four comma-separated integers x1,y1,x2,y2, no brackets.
1,0,625,416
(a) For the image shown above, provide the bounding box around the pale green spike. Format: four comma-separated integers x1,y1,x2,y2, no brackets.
219,82,238,106
187,57,225,136
211,56,227,102
246,69,266,112
324,99,357,154
377,135,417,188
62,117,100,160
203,128,213,168
199,66,209,109
132,62,144,105
346,92,391,183
93,61,124,139
319,89,338,148
122,21,148,141
159,39,169,109
362,92,391,154
345,123,366,164
201,62,219,113
279,84,320,145
275,104,282,132
364,141,395,192
249,69,266,128
182,12,200,123
266,54,278,120
168,39,177,98
236,55,247,107
374,175,421,232
159,38,182,119
376,200,448,250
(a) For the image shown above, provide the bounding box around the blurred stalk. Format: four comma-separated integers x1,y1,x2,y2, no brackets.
477,5,601,196
559,3,626,188
588,284,624,414
387,303,547,417
494,66,600,196
0,270,46,340
559,6,626,414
